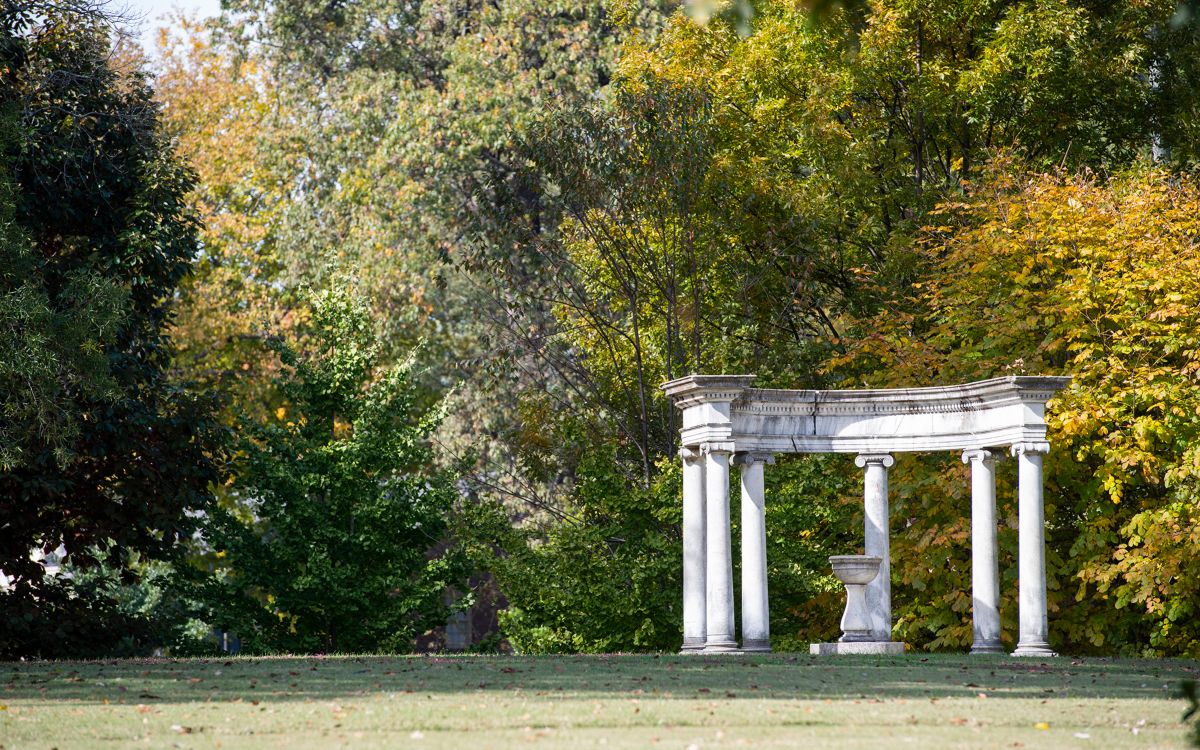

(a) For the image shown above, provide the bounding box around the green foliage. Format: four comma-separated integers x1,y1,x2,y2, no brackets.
0,8,130,467
760,455,858,647
0,541,218,659
0,6,223,658
196,0,669,362
0,168,128,468
462,451,683,654
633,0,1200,290
194,288,468,654
521,76,851,478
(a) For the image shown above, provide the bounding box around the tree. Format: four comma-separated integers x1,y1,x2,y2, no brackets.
155,16,302,424
156,0,672,521
0,5,222,657
0,2,130,467
195,288,468,653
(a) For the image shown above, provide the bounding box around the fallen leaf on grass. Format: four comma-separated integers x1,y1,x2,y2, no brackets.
1034,722,1050,730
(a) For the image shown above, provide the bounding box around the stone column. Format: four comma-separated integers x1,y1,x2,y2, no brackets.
703,442,738,652
1011,442,1056,657
734,452,774,652
963,449,1003,654
855,453,895,641
680,447,707,652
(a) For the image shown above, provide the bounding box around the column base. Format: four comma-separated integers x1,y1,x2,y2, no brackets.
1011,641,1057,657
741,639,771,653
702,638,740,653
680,637,707,653
970,641,1004,655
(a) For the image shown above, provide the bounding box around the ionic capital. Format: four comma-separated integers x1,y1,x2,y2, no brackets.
701,442,736,457
679,446,704,464
854,453,895,469
962,449,998,465
1010,441,1051,457
732,452,776,468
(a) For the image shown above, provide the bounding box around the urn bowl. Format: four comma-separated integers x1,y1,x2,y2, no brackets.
829,555,882,585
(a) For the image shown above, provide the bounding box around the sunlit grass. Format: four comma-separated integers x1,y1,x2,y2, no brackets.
2,653,1197,748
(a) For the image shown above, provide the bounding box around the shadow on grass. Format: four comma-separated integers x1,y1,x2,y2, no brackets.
4,653,1198,707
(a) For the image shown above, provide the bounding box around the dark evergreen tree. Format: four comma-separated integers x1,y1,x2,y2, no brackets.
0,3,222,657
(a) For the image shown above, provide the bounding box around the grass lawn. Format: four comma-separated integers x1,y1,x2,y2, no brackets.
1,653,1197,749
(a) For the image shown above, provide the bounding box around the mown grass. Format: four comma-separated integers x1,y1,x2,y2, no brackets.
1,653,1197,749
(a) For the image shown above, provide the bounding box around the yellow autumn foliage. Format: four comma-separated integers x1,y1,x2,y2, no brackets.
838,161,1200,655
155,17,303,421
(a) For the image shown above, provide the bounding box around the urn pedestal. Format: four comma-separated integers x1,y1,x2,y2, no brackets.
832,555,880,642
810,555,906,656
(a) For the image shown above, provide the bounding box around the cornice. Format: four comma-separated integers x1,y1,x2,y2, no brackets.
735,376,1071,417
670,374,1071,455
661,375,757,406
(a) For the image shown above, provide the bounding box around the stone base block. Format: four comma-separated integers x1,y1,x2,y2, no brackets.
702,638,741,654
680,636,707,653
809,641,905,656
1011,642,1057,658
970,641,1005,655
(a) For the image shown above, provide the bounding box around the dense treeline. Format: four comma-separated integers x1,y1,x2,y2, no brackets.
2,0,1199,657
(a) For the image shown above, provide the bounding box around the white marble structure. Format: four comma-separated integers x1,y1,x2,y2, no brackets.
662,374,1070,657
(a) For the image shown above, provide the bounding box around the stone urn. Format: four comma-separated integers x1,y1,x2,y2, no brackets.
830,555,882,643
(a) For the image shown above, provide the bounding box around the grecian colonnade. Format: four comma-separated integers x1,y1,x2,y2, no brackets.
662,374,1071,657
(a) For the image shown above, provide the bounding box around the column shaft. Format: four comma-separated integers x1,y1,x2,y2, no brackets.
736,454,772,652
1012,442,1055,657
681,448,707,652
964,450,1002,654
857,454,895,642
704,445,737,652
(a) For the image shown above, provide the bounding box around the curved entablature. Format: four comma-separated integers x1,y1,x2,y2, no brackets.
662,374,1071,455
